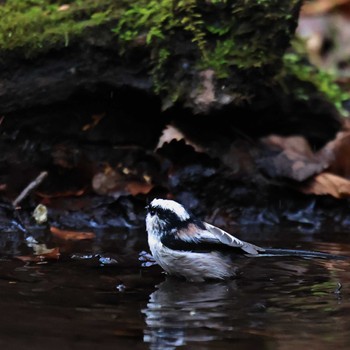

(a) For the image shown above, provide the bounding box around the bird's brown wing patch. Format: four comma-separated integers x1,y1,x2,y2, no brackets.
176,223,202,241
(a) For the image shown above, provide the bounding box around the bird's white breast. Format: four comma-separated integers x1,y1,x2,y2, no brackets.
147,231,236,282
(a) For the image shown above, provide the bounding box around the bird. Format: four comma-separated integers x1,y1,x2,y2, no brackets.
145,198,346,282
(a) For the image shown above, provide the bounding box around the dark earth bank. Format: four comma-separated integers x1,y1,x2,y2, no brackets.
0,85,349,233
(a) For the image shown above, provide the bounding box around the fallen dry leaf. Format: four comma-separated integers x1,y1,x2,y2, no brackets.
156,124,204,152
92,166,153,198
126,181,153,196
50,226,96,240
317,131,350,177
262,135,315,157
259,135,328,181
299,172,350,198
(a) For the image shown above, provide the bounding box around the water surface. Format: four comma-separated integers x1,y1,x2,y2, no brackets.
0,227,349,350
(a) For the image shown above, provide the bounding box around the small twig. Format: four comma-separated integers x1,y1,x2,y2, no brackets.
12,211,28,234
12,171,48,208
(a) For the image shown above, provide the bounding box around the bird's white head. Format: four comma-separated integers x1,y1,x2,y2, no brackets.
145,198,190,237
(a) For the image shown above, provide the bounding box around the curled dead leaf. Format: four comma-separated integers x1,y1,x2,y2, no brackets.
299,172,350,198
157,124,204,152
50,226,96,240
259,135,328,181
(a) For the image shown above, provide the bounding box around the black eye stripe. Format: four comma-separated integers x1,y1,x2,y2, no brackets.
147,205,195,234
149,206,175,219
147,205,161,217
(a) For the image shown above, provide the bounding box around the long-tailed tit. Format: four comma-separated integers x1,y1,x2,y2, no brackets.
146,198,344,282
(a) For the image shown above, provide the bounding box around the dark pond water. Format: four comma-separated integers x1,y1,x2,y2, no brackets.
0,227,349,350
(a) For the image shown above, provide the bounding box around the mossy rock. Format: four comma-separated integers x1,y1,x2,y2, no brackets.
0,0,346,119
115,0,303,112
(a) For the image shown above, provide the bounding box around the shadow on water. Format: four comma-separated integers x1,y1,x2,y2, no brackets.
0,227,349,349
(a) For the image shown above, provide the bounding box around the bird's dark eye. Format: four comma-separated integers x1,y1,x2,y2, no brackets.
146,205,156,216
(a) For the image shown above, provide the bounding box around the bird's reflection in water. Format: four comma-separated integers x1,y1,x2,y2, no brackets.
142,277,238,350
141,256,343,350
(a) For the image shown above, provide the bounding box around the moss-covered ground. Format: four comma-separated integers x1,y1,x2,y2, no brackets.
0,0,347,115
0,0,123,56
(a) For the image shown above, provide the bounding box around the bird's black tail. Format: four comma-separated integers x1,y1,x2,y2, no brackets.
256,248,348,260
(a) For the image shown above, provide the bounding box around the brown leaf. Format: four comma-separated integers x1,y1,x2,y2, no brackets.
50,226,96,241
299,172,350,198
317,131,350,178
126,181,153,196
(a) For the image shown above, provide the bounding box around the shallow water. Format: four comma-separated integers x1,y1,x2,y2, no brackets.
0,227,349,350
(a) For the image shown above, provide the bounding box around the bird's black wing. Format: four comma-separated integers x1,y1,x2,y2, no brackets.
161,221,264,255
203,223,265,255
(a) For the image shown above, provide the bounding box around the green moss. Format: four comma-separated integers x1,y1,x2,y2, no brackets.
151,47,171,94
0,0,121,57
6,0,331,115
115,0,300,96
281,40,350,116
